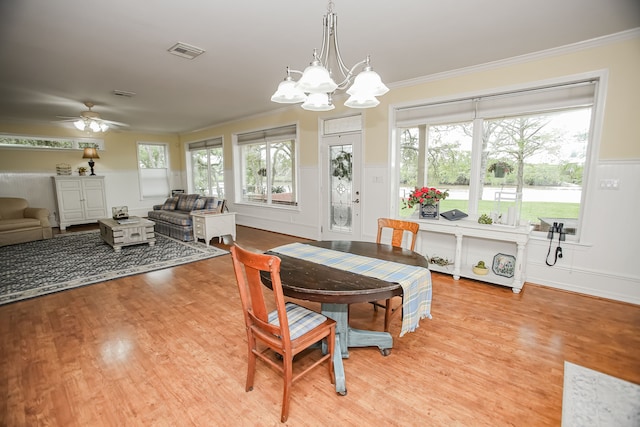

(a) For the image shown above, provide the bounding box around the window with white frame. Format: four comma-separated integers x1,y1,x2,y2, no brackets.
188,137,224,197
137,142,170,199
236,125,298,207
0,134,104,150
395,79,598,239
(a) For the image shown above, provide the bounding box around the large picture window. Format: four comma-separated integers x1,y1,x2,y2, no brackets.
395,79,598,239
236,125,297,207
188,137,224,197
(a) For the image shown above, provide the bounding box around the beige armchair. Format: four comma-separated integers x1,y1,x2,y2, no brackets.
0,197,53,246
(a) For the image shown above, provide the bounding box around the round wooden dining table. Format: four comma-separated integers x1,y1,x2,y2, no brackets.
263,240,429,395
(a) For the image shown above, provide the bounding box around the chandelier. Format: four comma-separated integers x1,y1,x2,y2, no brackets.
271,1,389,111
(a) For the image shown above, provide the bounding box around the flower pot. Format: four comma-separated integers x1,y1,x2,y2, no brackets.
493,166,506,178
473,266,489,275
420,202,439,219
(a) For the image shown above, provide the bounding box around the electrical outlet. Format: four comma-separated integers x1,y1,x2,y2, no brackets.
599,179,620,190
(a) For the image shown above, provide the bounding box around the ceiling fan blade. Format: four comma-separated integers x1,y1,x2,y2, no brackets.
101,119,128,127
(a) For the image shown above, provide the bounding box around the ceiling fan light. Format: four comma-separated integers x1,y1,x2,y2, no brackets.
347,69,389,97
301,93,335,111
99,122,109,132
271,78,307,103
74,119,85,130
296,62,338,94
89,120,102,132
344,93,380,109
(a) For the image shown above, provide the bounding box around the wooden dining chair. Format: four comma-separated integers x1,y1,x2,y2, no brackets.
373,218,420,332
230,244,336,423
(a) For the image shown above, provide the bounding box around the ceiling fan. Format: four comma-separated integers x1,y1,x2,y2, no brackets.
57,101,127,132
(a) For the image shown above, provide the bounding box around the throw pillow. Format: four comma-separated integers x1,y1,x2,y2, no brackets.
202,197,218,210
193,198,205,211
176,194,200,211
162,196,178,210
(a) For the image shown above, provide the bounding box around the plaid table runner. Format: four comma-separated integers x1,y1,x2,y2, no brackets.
270,242,432,337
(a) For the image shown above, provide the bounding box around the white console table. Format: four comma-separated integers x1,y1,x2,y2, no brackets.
191,210,236,245
417,218,532,293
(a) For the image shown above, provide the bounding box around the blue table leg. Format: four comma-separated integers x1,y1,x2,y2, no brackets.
321,303,394,394
321,303,350,358
332,335,346,395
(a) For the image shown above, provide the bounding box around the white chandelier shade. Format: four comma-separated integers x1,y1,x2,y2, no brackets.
301,93,335,112
296,59,339,94
346,67,389,97
344,93,380,109
271,1,388,111
270,75,307,103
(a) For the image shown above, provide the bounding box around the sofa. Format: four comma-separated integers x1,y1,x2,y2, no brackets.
147,194,225,241
0,197,53,246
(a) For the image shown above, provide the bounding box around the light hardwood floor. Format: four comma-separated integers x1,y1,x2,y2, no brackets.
2,226,639,426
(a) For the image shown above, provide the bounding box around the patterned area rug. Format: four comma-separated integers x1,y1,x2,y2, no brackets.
0,231,228,305
563,361,640,426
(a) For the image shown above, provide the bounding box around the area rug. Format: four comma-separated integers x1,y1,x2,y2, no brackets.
0,231,228,305
562,361,640,426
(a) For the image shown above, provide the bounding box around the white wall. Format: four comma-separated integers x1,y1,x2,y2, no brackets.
0,171,167,226
525,160,640,303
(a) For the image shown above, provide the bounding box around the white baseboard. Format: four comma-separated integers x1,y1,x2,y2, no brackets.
526,261,640,305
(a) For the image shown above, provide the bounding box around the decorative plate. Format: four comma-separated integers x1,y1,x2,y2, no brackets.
492,253,516,278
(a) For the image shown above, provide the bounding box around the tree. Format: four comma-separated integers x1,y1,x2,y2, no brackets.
484,116,559,194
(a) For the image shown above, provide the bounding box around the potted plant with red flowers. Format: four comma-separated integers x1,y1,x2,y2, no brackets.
404,186,449,219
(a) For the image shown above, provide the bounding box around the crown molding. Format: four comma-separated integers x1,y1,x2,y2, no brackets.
390,28,640,90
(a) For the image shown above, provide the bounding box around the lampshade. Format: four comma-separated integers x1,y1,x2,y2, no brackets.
296,61,338,94
82,147,100,159
271,77,307,103
344,93,380,109
301,93,335,111
346,68,390,97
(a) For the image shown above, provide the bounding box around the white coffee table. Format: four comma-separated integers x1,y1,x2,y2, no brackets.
98,217,156,252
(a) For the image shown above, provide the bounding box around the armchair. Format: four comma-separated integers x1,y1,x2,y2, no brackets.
0,197,53,246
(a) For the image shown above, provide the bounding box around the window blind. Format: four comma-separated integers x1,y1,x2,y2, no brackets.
395,80,597,127
237,125,296,145
188,137,222,151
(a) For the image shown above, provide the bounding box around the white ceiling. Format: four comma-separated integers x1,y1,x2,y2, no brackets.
0,0,638,134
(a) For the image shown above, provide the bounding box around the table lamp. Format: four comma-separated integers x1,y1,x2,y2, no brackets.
82,147,100,176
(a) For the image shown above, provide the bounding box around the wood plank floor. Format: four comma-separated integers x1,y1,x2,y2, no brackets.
1,226,639,426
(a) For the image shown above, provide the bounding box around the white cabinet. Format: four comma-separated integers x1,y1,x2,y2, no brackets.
417,218,532,293
52,176,107,231
191,211,237,245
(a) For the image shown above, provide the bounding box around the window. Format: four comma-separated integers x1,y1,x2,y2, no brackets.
395,79,597,238
137,142,170,199
236,125,297,207
188,137,224,197
0,134,104,150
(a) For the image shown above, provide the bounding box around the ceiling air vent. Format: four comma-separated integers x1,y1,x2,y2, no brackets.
113,90,136,98
168,42,205,60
